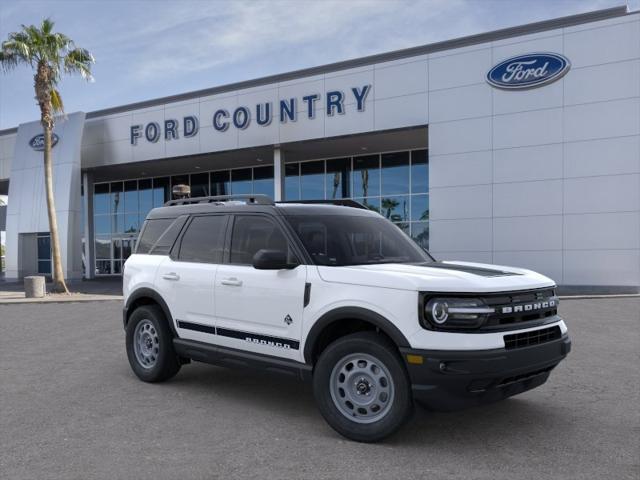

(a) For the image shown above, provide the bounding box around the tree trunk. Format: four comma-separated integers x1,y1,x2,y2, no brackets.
43,123,69,293
35,63,69,294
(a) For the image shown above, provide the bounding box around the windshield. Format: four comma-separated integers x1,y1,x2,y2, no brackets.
285,214,434,266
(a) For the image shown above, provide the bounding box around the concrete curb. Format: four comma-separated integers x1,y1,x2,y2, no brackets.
0,295,123,304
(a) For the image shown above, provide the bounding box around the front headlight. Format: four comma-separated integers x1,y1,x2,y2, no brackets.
424,298,495,329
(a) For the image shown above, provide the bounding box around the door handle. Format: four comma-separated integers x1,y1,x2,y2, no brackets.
220,277,243,287
162,272,180,281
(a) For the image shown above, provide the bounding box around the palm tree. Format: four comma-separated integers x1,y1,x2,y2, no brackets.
0,19,94,293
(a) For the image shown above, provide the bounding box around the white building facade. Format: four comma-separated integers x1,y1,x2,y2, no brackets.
0,6,638,293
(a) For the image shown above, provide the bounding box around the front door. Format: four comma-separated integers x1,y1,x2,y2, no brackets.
214,214,307,361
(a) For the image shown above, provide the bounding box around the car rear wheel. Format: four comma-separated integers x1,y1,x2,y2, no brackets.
126,304,180,382
313,331,413,442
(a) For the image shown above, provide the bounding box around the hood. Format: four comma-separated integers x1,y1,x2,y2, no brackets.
316,261,555,293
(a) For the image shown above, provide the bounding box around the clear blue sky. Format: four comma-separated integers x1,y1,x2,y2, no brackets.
0,0,633,130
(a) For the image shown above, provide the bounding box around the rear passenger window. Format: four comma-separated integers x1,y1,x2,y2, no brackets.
229,216,290,265
178,215,227,263
137,216,188,255
150,216,188,255
136,218,174,254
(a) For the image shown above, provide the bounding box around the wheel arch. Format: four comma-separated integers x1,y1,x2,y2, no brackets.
124,288,177,337
303,307,411,364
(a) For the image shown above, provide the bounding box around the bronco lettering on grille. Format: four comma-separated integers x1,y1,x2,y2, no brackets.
501,299,556,315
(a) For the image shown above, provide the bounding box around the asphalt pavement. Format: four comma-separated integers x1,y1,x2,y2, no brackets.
0,297,638,480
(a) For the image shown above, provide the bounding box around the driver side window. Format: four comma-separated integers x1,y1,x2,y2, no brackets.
229,216,294,265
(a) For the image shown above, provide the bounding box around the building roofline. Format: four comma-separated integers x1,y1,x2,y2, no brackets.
0,5,632,136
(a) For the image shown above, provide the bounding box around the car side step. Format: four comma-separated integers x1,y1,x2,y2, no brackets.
173,338,313,381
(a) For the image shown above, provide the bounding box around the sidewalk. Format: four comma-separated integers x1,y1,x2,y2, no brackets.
0,277,123,304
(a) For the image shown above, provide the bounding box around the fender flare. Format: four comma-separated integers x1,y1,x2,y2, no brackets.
303,306,411,363
124,287,177,337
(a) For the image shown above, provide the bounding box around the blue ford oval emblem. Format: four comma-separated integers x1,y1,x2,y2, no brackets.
487,53,570,90
29,133,59,151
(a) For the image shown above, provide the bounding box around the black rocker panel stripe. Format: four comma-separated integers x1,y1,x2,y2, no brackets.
176,320,216,335
177,321,300,350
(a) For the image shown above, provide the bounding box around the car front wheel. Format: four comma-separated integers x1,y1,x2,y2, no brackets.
313,331,413,442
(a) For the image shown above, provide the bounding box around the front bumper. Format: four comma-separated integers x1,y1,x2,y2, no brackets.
400,334,571,411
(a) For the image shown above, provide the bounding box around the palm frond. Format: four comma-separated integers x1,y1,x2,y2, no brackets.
64,47,94,81
50,88,64,114
0,50,19,70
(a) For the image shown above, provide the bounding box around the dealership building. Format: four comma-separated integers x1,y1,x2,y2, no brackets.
0,6,638,292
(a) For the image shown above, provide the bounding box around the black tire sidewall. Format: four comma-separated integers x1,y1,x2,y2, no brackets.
313,332,413,442
125,305,180,383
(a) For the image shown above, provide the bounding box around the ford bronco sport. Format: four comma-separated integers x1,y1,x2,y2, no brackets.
123,194,571,442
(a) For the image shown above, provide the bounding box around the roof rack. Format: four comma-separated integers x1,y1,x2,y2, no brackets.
165,194,274,206
276,199,368,209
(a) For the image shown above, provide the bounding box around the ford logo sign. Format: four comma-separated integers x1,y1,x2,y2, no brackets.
487,53,570,90
29,133,59,151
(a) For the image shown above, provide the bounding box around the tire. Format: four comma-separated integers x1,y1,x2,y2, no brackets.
125,304,181,383
313,331,413,442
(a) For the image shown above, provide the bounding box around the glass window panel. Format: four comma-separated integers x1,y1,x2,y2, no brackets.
94,183,110,215
94,215,111,235
149,216,188,255
285,163,300,200
124,213,139,234
153,177,170,207
171,175,189,189
211,171,230,196
122,238,134,260
124,180,138,212
190,172,209,198
326,158,351,199
411,194,429,221
38,260,51,275
113,261,122,275
381,195,409,222
301,161,325,200
411,222,429,250
353,155,380,198
381,152,410,195
178,215,227,263
112,213,124,234
110,182,123,216
113,238,122,260
136,218,173,254
231,169,252,194
253,166,274,197
411,149,429,193
354,197,380,213
95,260,112,275
139,179,153,215
230,216,291,265
95,236,111,259
395,223,410,237
37,235,51,260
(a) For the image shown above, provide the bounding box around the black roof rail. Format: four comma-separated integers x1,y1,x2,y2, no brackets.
164,194,274,206
276,199,368,209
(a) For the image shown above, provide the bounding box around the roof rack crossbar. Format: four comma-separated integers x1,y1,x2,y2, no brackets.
276,199,368,209
165,194,274,206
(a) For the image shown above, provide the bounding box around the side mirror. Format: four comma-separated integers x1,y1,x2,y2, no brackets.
252,249,297,270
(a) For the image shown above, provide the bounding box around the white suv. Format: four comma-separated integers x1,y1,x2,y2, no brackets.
123,195,571,442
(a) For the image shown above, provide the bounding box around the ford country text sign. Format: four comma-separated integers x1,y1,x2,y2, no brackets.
487,53,570,90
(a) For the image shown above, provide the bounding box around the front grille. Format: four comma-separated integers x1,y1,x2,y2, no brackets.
504,326,561,350
481,288,558,330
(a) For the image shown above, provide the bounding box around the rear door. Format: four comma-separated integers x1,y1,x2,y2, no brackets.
156,214,228,343
214,214,307,361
